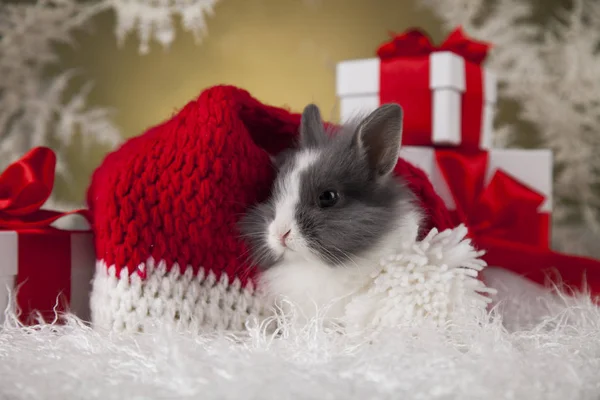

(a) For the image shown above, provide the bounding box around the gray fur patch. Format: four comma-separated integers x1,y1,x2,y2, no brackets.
239,104,418,270
294,125,417,266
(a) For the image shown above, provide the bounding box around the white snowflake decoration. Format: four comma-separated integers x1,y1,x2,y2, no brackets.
110,0,218,54
0,0,219,208
345,225,496,334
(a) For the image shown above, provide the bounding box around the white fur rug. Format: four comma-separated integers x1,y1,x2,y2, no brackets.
0,268,599,400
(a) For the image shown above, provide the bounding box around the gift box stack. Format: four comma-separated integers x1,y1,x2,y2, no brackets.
336,27,600,295
0,147,95,324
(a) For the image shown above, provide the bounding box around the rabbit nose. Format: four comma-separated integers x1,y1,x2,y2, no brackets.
280,229,291,247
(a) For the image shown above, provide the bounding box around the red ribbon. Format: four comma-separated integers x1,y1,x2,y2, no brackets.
0,147,91,229
435,149,600,298
377,27,490,149
0,147,91,323
377,26,491,64
16,230,73,323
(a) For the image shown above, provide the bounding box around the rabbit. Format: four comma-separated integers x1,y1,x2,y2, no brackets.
238,103,423,326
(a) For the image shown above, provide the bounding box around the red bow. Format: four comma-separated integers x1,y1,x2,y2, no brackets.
0,147,91,230
377,26,491,65
435,149,600,298
436,150,549,247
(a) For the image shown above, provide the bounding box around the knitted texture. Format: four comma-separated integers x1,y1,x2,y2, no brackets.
87,85,455,332
91,258,267,333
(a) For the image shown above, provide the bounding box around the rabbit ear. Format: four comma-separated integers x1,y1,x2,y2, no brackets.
354,103,403,177
300,104,326,148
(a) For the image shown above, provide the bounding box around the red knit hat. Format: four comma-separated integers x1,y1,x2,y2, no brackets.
87,85,454,333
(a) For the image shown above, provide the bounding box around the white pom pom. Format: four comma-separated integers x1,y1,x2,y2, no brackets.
344,225,496,334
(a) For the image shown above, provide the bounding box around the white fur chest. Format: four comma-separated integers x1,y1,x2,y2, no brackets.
258,256,376,324
258,210,423,325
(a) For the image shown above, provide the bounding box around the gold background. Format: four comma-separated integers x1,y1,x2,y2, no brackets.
52,0,444,203
53,0,559,203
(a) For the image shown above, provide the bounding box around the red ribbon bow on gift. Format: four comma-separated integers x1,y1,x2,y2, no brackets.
434,149,600,298
377,26,491,65
436,150,549,248
0,147,91,229
376,26,491,149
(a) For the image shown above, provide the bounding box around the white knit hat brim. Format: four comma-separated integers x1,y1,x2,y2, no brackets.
90,259,269,334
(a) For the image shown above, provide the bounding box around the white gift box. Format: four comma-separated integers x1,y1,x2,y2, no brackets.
0,231,95,324
399,146,553,214
337,52,497,149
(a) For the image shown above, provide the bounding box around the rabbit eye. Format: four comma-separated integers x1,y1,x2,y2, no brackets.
318,190,339,208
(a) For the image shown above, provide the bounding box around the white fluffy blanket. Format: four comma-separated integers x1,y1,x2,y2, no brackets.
1,223,600,399
1,270,599,399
